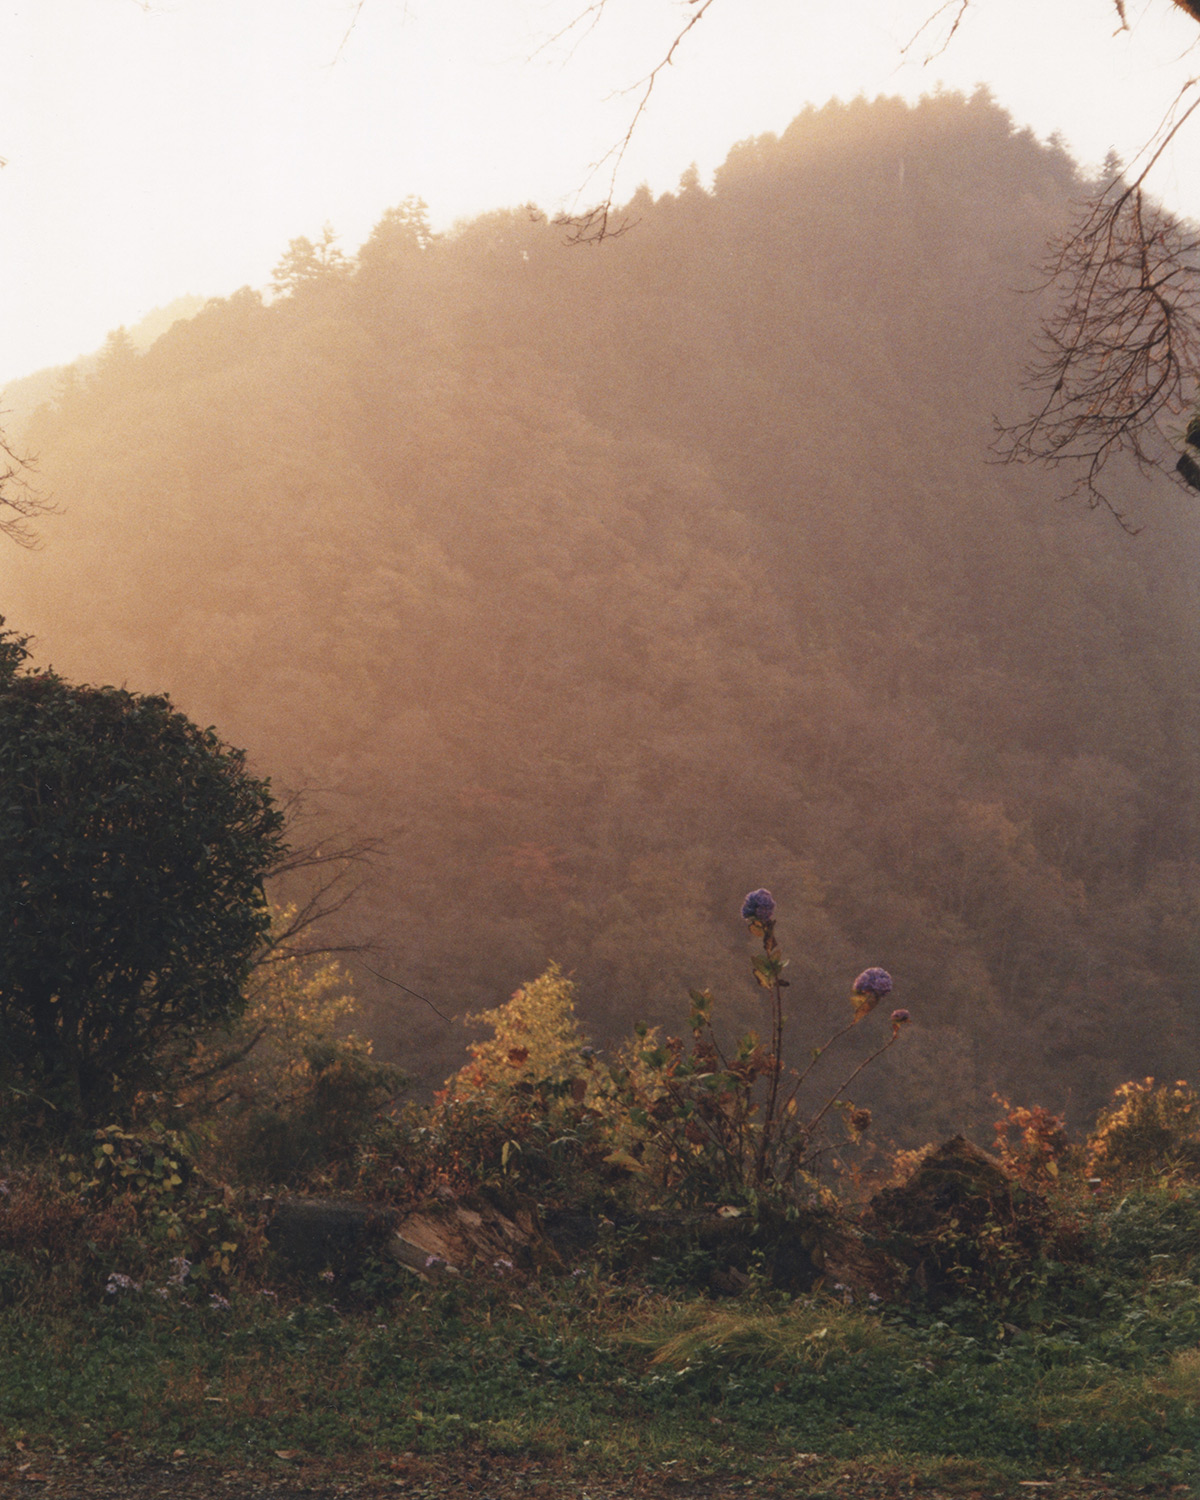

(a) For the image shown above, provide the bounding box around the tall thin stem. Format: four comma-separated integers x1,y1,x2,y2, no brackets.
805,1031,901,1142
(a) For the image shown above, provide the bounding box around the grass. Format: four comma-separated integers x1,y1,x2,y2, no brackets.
2,1124,1200,1497
0,1255,1197,1494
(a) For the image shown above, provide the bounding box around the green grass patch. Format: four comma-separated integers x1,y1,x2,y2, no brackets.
0,1269,1196,1491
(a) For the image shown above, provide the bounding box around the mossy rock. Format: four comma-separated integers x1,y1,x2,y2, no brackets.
870,1136,1012,1231
864,1135,1050,1302
267,1196,399,1279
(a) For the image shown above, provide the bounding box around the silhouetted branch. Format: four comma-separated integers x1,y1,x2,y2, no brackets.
333,0,369,62
901,0,973,63
555,0,717,244
360,964,455,1024
262,788,384,962
0,428,54,549
995,88,1200,526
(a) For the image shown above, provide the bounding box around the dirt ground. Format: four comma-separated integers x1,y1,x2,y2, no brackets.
0,1453,1184,1500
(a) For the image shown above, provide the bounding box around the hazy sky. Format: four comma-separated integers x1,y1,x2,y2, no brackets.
2,0,1199,384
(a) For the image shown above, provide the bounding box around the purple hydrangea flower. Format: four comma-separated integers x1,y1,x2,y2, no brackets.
741,889,776,922
891,1008,911,1025
852,967,893,999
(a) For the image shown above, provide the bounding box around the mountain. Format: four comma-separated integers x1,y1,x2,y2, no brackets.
6,91,1199,1140
1,295,207,436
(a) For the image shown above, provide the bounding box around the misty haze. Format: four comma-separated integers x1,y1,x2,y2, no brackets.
7,93,1197,1136
3,86,1200,1494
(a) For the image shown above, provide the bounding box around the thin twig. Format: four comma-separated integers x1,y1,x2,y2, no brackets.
805,1033,901,1143
556,0,717,243
361,964,455,1024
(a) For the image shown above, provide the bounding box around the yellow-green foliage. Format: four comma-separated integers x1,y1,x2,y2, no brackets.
183,904,369,1118
444,963,590,1100
440,967,663,1170
1087,1077,1200,1183
180,906,400,1185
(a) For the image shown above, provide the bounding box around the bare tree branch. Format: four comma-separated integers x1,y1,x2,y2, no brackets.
261,787,385,963
995,85,1200,526
555,0,717,244
0,428,55,549
530,1,609,67
332,0,369,64
901,0,973,63
360,963,455,1024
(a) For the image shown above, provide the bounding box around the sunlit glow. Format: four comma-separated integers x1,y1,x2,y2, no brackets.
2,0,1199,381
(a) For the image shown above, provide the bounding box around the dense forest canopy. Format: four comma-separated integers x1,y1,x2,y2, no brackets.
5,90,1200,1142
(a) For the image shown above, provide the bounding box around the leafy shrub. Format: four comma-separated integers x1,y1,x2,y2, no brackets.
864,1134,1091,1322
57,1124,264,1291
0,1124,266,1305
444,963,591,1101
0,620,285,1123
179,914,406,1187
1087,1077,1200,1183
426,894,909,1221
991,1095,1073,1187
429,968,649,1208
602,895,908,1208
229,1039,404,1187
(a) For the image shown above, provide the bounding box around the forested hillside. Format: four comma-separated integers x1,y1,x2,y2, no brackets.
7,89,1200,1140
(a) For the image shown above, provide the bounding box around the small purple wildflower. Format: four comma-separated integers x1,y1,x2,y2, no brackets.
105,1272,142,1296
208,1293,231,1311
741,889,776,923
891,1008,911,1026
852,967,893,999
318,1269,335,1283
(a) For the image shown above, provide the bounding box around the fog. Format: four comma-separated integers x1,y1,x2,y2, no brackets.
5,92,1200,1141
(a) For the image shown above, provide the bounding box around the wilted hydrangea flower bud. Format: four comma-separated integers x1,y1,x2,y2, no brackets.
853,967,893,999
891,1008,911,1026
851,966,893,1021
741,888,776,923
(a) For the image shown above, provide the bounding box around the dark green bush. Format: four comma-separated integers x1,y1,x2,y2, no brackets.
0,619,285,1123
224,1040,405,1187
